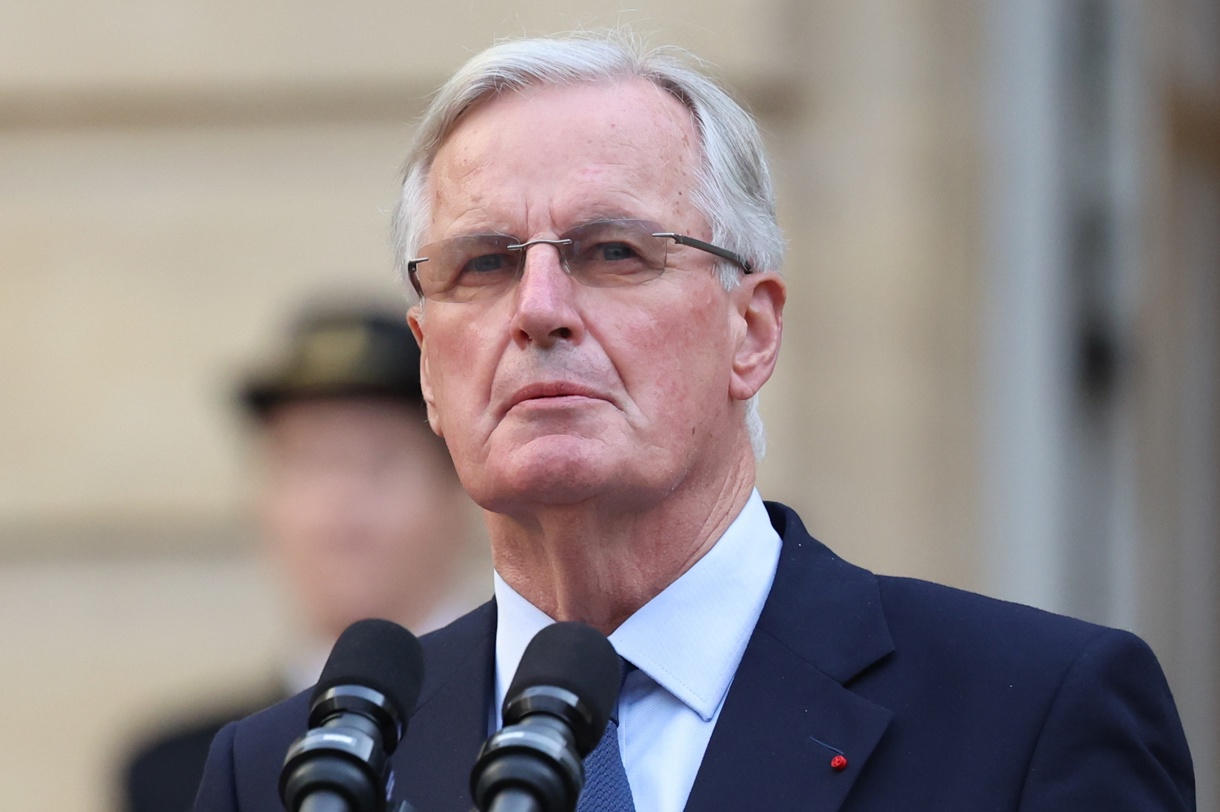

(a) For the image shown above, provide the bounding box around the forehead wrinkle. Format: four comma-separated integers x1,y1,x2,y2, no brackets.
429,160,525,239
546,169,656,229
547,128,700,232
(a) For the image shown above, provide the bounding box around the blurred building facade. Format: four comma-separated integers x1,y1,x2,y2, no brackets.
0,1,1215,809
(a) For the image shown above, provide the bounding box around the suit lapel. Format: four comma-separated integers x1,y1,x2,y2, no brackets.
685,503,895,812
684,633,893,811
393,601,497,812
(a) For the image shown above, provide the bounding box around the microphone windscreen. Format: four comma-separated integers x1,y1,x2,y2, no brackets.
506,621,620,737
312,618,425,718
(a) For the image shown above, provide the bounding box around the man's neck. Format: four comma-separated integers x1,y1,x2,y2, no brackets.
485,464,757,636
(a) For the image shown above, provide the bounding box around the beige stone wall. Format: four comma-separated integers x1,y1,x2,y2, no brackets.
756,1,984,588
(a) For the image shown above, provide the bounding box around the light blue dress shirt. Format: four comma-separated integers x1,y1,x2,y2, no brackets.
493,489,783,812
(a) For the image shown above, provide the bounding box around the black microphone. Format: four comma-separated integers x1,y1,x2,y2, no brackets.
470,622,621,812
280,618,425,812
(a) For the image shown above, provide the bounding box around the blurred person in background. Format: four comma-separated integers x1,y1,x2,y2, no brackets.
121,304,478,812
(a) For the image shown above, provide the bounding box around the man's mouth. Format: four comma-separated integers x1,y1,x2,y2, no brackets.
505,382,608,412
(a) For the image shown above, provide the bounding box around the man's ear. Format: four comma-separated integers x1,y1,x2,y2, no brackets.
729,271,785,401
407,305,444,438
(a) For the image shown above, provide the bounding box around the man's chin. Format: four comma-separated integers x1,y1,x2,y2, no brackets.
473,448,621,511
479,470,607,512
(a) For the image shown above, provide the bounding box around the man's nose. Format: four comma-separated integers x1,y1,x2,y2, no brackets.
509,243,584,347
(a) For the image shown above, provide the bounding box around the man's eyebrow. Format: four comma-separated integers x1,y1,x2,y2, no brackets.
561,211,647,229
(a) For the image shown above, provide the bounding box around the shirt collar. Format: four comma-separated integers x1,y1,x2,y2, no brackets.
494,489,782,722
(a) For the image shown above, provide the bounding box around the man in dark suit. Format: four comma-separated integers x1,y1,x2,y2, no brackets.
195,34,1195,811
124,305,475,812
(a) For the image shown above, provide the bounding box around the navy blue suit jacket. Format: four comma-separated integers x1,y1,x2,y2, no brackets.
195,502,1194,810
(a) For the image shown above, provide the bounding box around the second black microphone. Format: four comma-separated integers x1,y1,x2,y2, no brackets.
470,622,621,812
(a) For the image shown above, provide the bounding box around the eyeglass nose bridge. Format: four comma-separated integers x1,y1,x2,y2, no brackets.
505,237,573,251
505,237,575,275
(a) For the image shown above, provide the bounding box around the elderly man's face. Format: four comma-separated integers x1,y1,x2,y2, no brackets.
410,80,771,515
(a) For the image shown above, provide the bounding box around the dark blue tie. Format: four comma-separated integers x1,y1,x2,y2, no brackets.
576,659,637,812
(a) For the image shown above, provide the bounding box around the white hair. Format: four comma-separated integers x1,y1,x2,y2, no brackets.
392,32,783,457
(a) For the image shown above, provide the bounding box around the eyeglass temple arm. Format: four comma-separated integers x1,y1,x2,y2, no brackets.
652,232,754,274
406,257,428,297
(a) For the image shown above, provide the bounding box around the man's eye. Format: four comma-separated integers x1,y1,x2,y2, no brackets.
462,252,513,274
594,242,641,262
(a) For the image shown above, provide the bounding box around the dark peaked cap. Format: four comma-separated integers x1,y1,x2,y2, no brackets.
240,306,425,419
